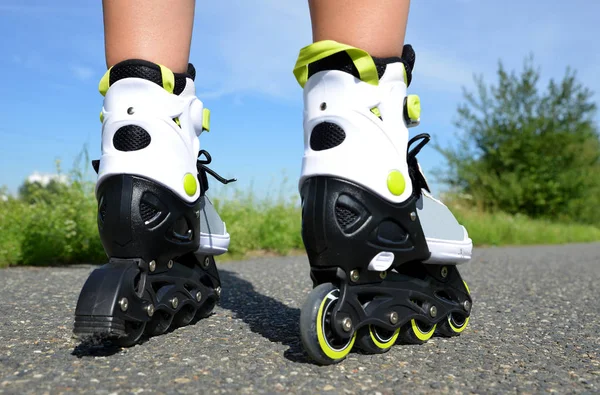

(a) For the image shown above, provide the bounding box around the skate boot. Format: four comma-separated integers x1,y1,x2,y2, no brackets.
293,41,473,364
73,60,235,346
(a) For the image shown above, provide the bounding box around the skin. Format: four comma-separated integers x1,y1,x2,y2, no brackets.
102,0,411,72
102,0,195,72
309,0,411,58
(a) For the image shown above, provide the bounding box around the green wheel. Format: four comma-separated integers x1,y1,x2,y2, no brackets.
300,283,357,365
437,280,471,337
356,324,400,354
399,319,436,344
436,313,469,337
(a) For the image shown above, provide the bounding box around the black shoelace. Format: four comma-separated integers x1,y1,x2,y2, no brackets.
407,133,431,193
196,150,236,195
407,133,430,162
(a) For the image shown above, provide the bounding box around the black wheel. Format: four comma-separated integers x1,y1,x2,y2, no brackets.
398,319,436,344
299,283,357,365
145,311,174,336
194,296,217,320
113,321,146,347
356,324,400,354
172,304,197,327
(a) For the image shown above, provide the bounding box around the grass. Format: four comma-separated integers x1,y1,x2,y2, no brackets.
1,179,599,268
453,206,600,246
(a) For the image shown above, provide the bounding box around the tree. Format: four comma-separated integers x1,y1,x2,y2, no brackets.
438,56,600,224
18,178,69,204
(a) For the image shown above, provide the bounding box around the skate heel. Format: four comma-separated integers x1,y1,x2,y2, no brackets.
97,174,202,263
301,176,430,284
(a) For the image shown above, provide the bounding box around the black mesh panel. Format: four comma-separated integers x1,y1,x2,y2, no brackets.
140,201,159,223
109,59,193,96
113,125,151,152
310,122,346,151
109,60,163,87
335,205,359,229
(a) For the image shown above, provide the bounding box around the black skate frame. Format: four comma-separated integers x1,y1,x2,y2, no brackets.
311,264,470,340
74,255,220,337
301,176,471,340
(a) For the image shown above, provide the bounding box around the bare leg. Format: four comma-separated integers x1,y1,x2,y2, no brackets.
102,0,195,72
308,0,410,58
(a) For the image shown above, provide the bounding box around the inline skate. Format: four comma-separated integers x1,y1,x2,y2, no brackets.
73,60,234,346
293,41,473,364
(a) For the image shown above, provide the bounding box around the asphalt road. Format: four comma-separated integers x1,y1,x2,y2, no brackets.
1,244,599,394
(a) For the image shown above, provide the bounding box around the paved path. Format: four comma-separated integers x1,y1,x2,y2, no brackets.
1,244,599,394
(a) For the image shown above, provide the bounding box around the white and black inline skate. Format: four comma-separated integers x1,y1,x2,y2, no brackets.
293,42,473,364
73,60,234,346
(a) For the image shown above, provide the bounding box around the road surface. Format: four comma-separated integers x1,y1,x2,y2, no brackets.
1,244,599,394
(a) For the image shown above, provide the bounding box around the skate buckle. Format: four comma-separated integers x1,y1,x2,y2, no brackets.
367,251,395,272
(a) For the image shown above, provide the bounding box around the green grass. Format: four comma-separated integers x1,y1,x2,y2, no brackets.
1,181,599,268
452,205,600,246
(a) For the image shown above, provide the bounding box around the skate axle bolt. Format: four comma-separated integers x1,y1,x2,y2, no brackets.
440,266,448,278
342,317,353,332
118,297,129,312
215,287,222,298
145,304,155,317
320,102,327,111
201,257,210,269
127,107,135,115
410,212,417,221
167,260,174,269
170,297,179,309
463,300,471,312
195,291,202,302
149,260,156,272
429,305,438,318
350,270,360,282
389,311,399,325
380,271,387,280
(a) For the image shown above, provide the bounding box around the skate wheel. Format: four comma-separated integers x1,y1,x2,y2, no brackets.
436,280,471,336
463,280,471,295
194,296,217,321
437,313,469,337
113,321,146,347
172,305,197,327
300,283,357,365
145,311,174,336
399,319,436,344
356,325,400,354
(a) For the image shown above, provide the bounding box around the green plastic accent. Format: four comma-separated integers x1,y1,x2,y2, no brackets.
98,67,112,96
158,65,175,94
183,173,197,196
406,95,421,121
387,170,406,196
99,111,104,123
202,108,210,132
293,40,379,88
370,107,381,118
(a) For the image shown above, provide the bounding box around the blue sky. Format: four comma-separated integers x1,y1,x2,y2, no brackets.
0,0,598,198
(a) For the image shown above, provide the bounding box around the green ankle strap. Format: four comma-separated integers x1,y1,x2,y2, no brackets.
293,40,380,88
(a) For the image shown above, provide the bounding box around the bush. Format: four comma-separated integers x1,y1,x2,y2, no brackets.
438,56,600,225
